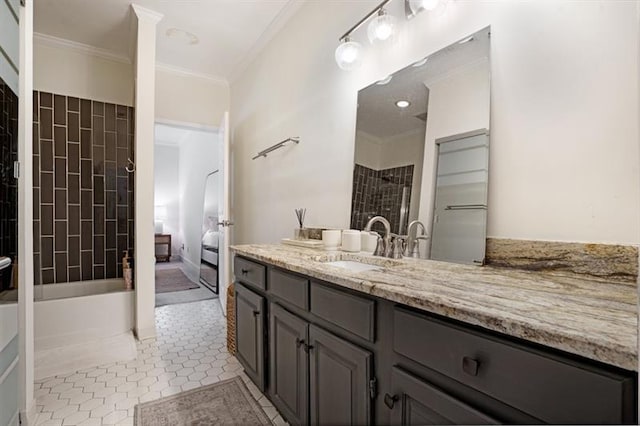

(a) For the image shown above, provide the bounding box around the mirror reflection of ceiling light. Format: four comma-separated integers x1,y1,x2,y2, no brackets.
376,75,393,85
166,28,199,45
395,100,411,108
335,37,363,71
412,57,429,67
367,9,396,45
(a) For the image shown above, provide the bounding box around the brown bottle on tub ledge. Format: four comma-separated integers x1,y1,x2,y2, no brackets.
123,250,134,290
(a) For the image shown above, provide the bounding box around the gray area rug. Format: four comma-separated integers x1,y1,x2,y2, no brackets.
134,376,273,425
156,268,200,293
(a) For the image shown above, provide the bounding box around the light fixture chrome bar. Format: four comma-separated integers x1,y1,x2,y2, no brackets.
339,0,392,41
252,137,300,160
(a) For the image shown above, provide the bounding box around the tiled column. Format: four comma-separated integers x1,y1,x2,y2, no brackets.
132,4,162,340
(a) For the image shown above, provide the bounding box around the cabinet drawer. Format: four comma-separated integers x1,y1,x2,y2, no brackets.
310,282,375,342
269,268,309,310
393,307,636,424
234,256,266,290
389,366,498,425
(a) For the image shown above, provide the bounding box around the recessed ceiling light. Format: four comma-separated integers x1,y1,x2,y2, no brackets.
395,100,411,108
166,28,199,45
376,75,393,85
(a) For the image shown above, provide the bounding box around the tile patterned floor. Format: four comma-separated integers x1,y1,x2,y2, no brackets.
33,299,285,425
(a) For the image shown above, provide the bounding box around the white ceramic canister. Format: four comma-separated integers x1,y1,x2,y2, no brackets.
322,230,342,251
360,231,378,254
341,230,361,252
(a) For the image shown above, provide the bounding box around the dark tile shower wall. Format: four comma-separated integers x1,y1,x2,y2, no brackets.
0,79,18,290
33,91,135,284
350,163,414,234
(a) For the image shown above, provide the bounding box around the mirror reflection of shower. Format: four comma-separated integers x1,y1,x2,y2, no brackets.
199,171,220,294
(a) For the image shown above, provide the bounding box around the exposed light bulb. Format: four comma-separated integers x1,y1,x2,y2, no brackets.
421,0,441,11
367,9,396,45
408,0,449,17
335,38,363,71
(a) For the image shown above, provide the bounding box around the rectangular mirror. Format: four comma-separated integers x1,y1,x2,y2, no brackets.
350,27,490,264
200,171,220,293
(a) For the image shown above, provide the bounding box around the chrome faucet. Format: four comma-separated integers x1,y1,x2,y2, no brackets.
364,216,392,258
404,220,429,258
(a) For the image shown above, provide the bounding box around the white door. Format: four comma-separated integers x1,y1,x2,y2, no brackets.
217,112,232,315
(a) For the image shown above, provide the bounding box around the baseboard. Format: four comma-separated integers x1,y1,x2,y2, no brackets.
19,398,36,425
135,326,157,341
181,256,201,283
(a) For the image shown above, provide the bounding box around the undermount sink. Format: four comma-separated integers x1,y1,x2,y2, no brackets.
325,260,383,273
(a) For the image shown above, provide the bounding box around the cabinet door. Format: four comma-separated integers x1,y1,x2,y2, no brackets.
235,283,265,391
309,325,372,425
388,367,499,425
270,304,309,425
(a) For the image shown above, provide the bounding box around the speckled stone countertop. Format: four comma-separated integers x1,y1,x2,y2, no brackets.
231,244,638,371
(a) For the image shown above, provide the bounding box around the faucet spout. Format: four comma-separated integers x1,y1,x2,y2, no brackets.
364,216,392,257
405,220,428,258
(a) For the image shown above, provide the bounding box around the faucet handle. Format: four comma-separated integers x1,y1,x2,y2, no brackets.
390,234,407,259
373,234,386,257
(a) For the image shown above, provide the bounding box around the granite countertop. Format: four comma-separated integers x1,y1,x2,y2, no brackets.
231,244,638,371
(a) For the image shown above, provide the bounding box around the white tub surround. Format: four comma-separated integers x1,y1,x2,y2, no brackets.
34,288,135,379
132,4,163,340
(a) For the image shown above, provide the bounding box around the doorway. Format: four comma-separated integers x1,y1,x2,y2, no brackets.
153,122,219,307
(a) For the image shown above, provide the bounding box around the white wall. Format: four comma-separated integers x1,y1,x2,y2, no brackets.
178,129,218,280
154,145,181,255
231,0,640,246
156,68,230,127
0,0,19,93
33,36,134,106
419,57,490,238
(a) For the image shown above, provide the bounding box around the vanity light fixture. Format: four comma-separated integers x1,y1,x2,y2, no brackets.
335,37,363,71
395,100,411,108
406,0,449,18
367,8,396,45
335,0,392,70
458,36,475,44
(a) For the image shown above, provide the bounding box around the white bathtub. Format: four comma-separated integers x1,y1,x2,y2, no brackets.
34,279,137,379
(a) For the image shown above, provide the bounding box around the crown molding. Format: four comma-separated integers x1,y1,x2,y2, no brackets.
228,0,305,84
130,4,164,24
34,32,132,64
156,62,229,86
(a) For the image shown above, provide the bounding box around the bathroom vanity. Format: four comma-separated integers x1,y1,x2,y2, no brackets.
231,244,637,425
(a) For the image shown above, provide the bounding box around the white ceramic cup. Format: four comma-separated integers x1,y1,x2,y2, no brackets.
322,230,342,250
360,231,378,254
341,230,361,252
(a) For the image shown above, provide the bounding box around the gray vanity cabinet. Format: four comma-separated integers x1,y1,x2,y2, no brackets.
269,303,373,426
309,324,373,426
235,283,266,391
387,366,498,425
270,303,309,425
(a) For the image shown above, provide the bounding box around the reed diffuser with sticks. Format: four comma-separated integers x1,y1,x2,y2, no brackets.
294,208,309,240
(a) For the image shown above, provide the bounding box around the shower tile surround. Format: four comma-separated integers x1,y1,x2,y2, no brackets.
33,91,135,285
350,163,414,233
0,79,18,281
